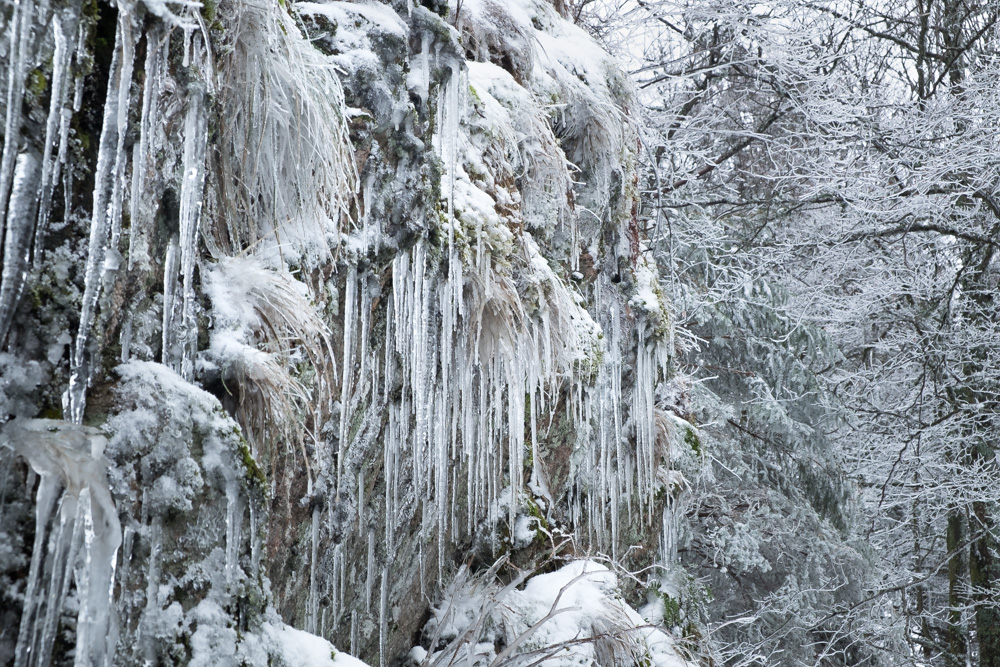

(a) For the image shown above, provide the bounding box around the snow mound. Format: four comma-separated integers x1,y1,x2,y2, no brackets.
417,560,694,667
266,623,372,667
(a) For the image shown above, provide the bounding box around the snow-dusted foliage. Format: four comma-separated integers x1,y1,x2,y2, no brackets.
0,0,691,664
202,256,336,487
412,560,693,667
607,0,1000,661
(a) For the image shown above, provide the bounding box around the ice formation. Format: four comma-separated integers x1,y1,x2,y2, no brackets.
2,420,121,667
0,0,695,664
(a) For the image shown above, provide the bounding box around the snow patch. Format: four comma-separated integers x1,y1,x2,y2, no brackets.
419,560,694,667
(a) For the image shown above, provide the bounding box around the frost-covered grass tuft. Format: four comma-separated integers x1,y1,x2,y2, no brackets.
456,0,637,225
211,0,357,268
204,256,335,483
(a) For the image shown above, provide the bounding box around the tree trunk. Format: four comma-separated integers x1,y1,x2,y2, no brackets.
947,510,966,659
971,500,1000,666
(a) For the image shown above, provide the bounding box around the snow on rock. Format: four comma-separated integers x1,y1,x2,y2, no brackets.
418,560,694,667
186,602,372,667
265,622,373,667
99,360,371,666
0,0,687,663
0,353,47,419
296,2,408,42
465,60,572,244
456,0,636,221
103,361,262,663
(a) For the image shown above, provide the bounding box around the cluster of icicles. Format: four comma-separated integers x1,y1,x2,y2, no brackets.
4,421,121,667
2,1,233,664
311,45,680,659
309,246,677,661
1,0,682,664
1,0,213,417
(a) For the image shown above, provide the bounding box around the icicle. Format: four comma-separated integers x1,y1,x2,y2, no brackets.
378,566,389,667
339,545,347,624
610,303,626,540
182,24,193,68
528,373,540,496
29,4,81,271
44,491,86,667
5,420,122,667
350,610,359,657
141,517,163,664
507,355,524,531
67,19,128,423
72,18,86,114
632,322,659,518
127,28,167,272
74,486,122,667
308,506,320,634
450,465,458,546
435,384,447,584
358,273,372,396
662,503,671,566
384,409,396,555
410,243,432,502
0,153,41,344
176,84,208,379
13,473,61,667
115,524,135,644
358,468,365,525
365,528,375,613
249,501,261,578
119,312,133,362
361,170,376,234
224,480,243,583
337,265,358,498
431,62,463,238
330,544,342,625
160,235,180,366
445,63,461,225
106,12,137,255
0,0,36,234
418,509,426,599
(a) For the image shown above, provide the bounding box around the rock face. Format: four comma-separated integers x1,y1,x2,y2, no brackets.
0,0,691,665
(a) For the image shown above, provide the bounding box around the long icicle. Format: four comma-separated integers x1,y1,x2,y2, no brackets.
127,27,166,272
0,7,81,345
30,5,81,259
67,15,131,423
0,153,41,344
176,82,208,380
13,474,61,667
0,0,36,237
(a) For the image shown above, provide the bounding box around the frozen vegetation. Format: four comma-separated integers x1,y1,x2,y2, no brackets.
0,0,700,664
14,0,990,663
